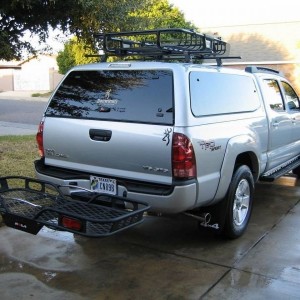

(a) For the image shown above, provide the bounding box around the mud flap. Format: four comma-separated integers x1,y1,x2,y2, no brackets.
0,176,150,237
198,197,229,234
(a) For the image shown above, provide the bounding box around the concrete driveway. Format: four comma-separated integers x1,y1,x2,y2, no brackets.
0,177,300,299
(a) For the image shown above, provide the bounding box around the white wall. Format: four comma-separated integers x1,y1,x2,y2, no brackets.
13,55,58,91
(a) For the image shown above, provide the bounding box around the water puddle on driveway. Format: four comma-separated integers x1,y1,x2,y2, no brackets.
0,227,91,272
0,225,228,299
0,227,88,299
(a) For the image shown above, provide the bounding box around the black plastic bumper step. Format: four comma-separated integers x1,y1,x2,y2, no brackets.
260,156,300,182
0,176,150,237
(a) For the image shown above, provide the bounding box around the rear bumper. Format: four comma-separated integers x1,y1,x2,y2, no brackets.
35,160,198,214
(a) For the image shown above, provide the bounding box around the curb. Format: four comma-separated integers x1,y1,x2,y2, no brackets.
0,122,37,136
0,96,49,102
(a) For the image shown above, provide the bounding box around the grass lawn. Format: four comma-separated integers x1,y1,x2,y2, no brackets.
0,135,39,225
0,135,38,178
32,91,52,98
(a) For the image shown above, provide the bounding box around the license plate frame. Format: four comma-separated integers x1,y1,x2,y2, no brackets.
90,176,117,195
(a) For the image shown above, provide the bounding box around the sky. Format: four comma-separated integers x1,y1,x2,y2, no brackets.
169,0,300,28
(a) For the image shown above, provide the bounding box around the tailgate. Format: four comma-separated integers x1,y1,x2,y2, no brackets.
43,118,174,184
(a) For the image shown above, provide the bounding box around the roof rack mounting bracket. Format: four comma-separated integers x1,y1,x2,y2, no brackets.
245,66,284,76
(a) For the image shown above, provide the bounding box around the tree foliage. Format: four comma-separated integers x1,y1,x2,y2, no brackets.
56,0,196,73
1,0,195,69
56,37,99,74
127,0,194,30
0,0,145,60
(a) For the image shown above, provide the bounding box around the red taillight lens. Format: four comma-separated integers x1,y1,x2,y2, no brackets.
172,133,196,179
36,120,44,157
61,216,82,231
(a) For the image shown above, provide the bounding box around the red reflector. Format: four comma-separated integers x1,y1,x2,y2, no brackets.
61,216,82,231
36,120,44,157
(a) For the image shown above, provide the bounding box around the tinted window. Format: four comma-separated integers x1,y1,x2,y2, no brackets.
262,79,285,111
46,70,174,125
281,81,300,110
190,72,260,116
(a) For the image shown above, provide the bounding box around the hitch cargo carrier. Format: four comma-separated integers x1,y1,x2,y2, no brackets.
0,177,150,237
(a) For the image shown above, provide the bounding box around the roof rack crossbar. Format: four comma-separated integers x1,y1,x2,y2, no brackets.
94,28,232,63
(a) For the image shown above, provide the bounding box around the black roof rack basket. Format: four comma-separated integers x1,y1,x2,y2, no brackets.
94,28,236,64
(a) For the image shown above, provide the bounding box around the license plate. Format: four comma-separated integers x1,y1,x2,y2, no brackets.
90,176,117,195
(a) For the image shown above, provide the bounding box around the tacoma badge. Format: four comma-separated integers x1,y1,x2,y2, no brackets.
45,149,69,158
143,166,169,173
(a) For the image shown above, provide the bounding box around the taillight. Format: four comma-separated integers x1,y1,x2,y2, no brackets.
36,120,44,157
172,133,196,179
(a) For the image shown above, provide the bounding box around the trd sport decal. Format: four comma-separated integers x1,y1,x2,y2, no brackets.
198,140,221,151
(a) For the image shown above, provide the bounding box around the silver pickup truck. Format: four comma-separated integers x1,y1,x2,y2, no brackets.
33,29,300,239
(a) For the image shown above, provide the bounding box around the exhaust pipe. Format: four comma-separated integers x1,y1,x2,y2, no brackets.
184,212,219,230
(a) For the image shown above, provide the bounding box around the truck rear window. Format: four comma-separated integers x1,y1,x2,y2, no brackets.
46,69,174,125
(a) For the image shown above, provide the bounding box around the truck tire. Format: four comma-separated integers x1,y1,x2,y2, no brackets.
222,165,254,239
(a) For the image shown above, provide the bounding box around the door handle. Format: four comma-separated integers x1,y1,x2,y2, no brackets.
89,129,112,141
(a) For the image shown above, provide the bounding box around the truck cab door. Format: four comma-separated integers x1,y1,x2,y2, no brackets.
280,80,300,147
262,78,294,169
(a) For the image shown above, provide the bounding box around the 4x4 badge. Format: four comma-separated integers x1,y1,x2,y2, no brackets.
162,128,172,146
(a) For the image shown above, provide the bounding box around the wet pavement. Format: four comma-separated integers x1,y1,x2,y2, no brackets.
0,177,300,299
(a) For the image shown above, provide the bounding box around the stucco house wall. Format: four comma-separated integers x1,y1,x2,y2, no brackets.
0,55,63,92
203,21,300,93
0,68,15,91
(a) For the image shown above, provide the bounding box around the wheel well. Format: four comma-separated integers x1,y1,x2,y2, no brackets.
235,152,259,181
